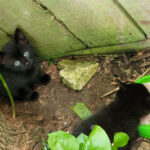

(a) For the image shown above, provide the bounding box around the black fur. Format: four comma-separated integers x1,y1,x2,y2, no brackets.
72,83,150,149
0,29,50,101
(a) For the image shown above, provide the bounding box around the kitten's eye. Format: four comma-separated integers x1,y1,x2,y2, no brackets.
14,61,20,66
24,51,29,57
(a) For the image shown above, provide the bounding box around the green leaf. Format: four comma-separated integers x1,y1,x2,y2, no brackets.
85,125,111,150
69,102,92,120
112,132,129,150
47,131,79,150
0,73,16,119
77,133,88,144
42,141,50,150
48,58,55,66
77,133,88,150
136,75,150,83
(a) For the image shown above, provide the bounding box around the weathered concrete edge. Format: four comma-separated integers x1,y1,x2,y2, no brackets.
52,39,150,59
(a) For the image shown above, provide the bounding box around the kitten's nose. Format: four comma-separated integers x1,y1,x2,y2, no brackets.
25,62,29,66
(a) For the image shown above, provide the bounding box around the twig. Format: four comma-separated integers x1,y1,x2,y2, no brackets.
101,67,150,98
101,87,119,98
140,62,150,67
133,51,150,61
123,53,130,66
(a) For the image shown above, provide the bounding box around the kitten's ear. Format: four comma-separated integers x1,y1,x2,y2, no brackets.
14,28,28,45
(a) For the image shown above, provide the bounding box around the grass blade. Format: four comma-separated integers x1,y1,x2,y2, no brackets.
0,73,16,119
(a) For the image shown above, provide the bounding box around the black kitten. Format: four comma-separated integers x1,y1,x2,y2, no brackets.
0,29,50,101
72,82,150,149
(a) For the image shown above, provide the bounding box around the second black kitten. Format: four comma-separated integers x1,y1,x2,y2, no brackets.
72,82,150,149
0,29,50,101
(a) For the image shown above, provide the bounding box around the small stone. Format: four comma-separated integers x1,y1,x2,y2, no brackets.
58,59,99,90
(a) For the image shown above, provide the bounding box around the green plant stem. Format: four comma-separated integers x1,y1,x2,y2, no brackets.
0,73,16,119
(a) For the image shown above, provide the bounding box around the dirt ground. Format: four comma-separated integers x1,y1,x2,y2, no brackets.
1,51,150,150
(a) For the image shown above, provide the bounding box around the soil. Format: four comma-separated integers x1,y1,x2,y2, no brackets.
1,51,150,150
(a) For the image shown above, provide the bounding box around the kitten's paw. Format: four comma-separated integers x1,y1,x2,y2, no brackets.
39,74,51,85
30,92,39,101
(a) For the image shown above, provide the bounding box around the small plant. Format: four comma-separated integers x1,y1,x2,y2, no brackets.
43,102,129,149
48,58,55,66
43,125,129,150
0,73,16,119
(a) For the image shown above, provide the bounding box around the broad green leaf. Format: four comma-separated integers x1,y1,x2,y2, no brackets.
85,125,111,150
77,133,88,144
77,133,88,150
47,131,79,150
138,124,150,139
69,102,92,120
112,132,129,150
